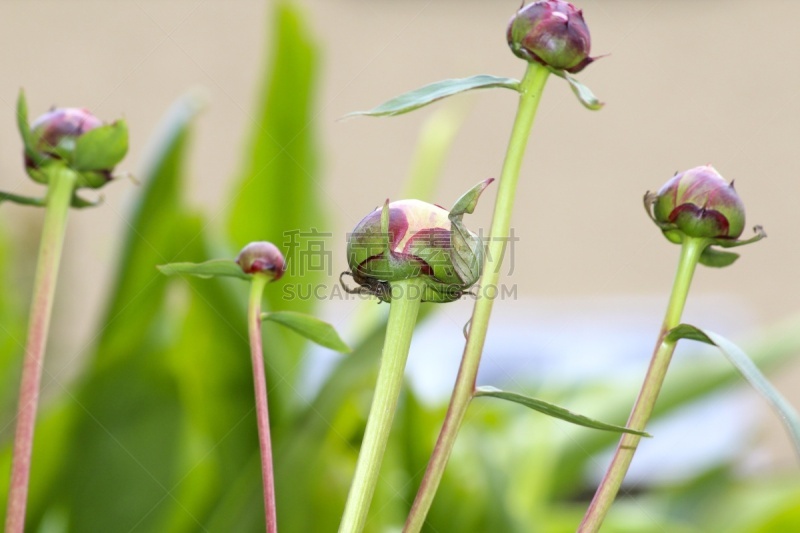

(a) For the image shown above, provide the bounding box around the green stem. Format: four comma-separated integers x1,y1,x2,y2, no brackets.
340,278,426,533
5,168,77,533
578,237,707,532
248,273,278,533
404,61,550,533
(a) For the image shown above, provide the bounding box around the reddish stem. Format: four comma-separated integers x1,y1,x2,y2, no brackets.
5,169,76,533
248,274,278,533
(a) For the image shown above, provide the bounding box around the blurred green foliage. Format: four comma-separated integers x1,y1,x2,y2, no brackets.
1,2,799,532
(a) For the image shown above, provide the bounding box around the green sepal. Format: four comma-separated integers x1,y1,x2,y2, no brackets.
380,198,390,245
667,324,800,457
548,68,604,110
475,386,651,437
0,190,46,207
699,247,739,268
16,89,40,165
73,120,129,172
711,225,767,248
695,227,765,267
449,178,493,218
345,75,520,118
0,189,102,210
646,190,766,261
449,179,492,286
261,311,351,353
157,259,252,281
71,191,103,209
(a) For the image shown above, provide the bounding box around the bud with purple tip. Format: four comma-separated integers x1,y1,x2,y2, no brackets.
652,165,745,242
507,0,593,73
645,165,764,268
236,241,286,280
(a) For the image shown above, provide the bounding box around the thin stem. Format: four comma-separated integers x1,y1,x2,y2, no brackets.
578,237,707,532
248,274,278,533
340,278,426,533
5,167,77,533
404,62,550,533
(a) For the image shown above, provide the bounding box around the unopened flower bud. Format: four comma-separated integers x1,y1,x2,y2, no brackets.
345,180,492,303
507,0,593,73
21,97,128,189
653,165,745,241
236,242,286,280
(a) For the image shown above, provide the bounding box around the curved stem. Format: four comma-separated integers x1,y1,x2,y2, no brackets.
578,237,707,532
340,278,426,533
248,274,278,533
5,167,77,533
404,62,550,533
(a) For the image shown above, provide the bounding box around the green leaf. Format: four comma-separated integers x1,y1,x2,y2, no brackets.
261,311,351,353
157,259,251,281
94,91,205,366
73,120,129,171
549,317,800,497
475,386,650,437
346,75,520,118
549,69,604,110
667,324,800,457
226,2,325,369
0,190,45,207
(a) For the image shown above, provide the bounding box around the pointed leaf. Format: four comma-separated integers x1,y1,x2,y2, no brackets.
346,75,520,118
157,259,251,281
0,191,45,207
73,120,129,171
95,91,205,364
226,3,325,368
550,69,603,110
449,178,494,218
475,386,650,437
261,311,351,353
667,324,800,458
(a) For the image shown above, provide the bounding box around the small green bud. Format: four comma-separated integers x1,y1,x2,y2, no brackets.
507,0,593,73
653,165,745,241
22,102,128,189
236,242,286,280
345,180,491,303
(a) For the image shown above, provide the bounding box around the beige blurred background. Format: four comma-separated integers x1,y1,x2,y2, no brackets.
1,1,798,459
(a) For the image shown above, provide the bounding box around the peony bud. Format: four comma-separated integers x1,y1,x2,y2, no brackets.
507,0,593,73
236,241,286,280
652,165,745,242
19,94,128,189
344,180,492,303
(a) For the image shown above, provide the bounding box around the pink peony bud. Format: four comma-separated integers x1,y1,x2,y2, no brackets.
236,242,286,280
507,0,593,73
653,165,745,241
